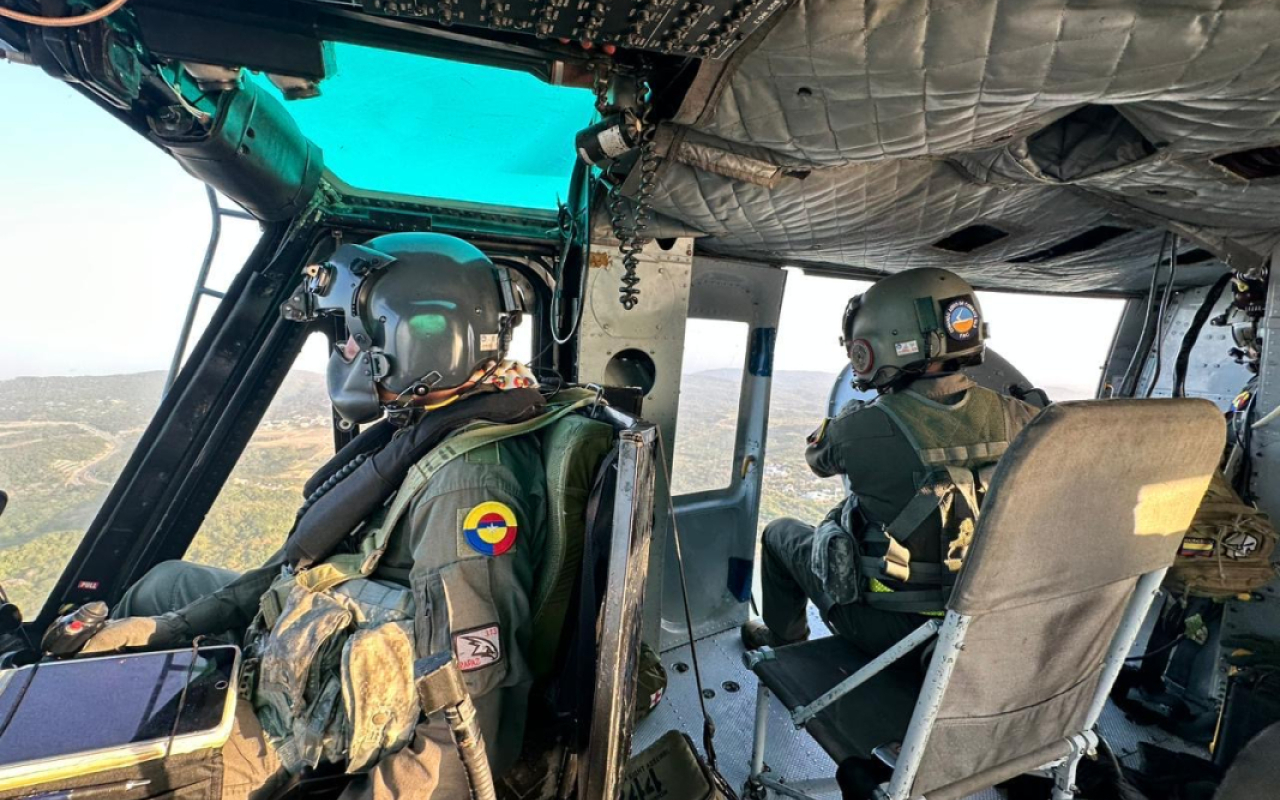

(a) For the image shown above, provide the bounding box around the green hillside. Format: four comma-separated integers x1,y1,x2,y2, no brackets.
0,369,843,614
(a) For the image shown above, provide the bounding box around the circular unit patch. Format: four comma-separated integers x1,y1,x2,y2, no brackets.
849,338,875,375
463,501,519,556
943,299,980,341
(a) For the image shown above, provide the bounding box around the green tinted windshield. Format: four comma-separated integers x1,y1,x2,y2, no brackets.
254,44,596,209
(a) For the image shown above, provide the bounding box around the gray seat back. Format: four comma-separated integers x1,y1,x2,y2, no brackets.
908,399,1223,798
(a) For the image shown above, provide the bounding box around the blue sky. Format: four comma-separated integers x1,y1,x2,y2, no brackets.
1,61,260,379
0,58,1123,396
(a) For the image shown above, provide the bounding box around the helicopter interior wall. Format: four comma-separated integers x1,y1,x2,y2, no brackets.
645,0,1280,294
1128,283,1254,410
575,237,695,645
1223,241,1280,696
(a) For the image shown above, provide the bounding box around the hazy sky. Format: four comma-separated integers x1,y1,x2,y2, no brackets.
1,60,1123,398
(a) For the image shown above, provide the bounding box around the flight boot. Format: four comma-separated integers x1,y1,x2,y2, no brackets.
740,618,808,651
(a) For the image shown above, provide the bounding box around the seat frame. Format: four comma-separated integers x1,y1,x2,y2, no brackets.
744,568,1167,800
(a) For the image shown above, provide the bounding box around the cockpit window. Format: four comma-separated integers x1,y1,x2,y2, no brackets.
250,44,596,208
0,67,260,614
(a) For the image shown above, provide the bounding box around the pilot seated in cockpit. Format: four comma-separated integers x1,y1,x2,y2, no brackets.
81,233,551,800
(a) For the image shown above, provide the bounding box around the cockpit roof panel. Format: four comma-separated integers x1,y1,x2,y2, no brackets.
250,43,595,210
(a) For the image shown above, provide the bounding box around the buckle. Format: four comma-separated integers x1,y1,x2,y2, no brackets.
239,657,260,701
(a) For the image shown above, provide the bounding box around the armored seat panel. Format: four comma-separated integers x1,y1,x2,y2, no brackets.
752,637,921,763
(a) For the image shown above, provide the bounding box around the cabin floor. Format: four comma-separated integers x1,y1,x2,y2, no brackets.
632,604,1206,800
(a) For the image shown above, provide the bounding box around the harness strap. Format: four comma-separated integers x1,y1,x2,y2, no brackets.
295,396,595,593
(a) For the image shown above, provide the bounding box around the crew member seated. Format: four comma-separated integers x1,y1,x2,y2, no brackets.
743,267,1039,656
81,233,551,800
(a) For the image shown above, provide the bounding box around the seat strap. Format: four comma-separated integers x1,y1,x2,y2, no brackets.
295,396,595,593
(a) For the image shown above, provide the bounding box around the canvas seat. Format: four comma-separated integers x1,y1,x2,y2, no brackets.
751,637,920,764
745,399,1225,800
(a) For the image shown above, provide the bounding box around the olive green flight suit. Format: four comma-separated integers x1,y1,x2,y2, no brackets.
118,433,547,800
760,373,1038,656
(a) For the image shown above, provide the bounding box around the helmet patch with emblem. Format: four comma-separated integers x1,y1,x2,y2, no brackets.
943,299,979,341
849,339,875,374
462,501,519,556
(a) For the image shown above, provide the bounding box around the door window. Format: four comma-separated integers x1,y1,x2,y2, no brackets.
670,319,749,496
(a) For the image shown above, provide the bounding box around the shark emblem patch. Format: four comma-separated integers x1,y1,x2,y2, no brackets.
453,625,502,672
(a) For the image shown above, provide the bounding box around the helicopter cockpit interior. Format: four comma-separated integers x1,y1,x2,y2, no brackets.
4,1,1280,799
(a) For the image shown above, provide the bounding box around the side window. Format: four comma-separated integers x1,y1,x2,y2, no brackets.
185,334,333,571
0,68,259,615
670,319,749,496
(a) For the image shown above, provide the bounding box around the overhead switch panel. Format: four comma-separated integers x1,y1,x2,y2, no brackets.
347,0,791,59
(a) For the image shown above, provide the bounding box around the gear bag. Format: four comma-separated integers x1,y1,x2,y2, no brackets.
623,730,730,800
835,386,1013,613
1166,471,1279,600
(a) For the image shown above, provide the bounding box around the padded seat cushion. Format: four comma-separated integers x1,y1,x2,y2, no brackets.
752,637,922,763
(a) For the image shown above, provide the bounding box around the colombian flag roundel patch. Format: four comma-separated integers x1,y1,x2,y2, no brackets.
462,501,519,556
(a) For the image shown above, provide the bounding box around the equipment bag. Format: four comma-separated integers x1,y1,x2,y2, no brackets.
1166,471,1279,600
623,730,730,800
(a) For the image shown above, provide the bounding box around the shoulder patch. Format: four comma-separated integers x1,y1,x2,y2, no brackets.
460,501,519,556
453,624,502,671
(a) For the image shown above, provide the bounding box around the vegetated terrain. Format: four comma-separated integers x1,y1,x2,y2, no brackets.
0,368,1090,615
0,371,332,613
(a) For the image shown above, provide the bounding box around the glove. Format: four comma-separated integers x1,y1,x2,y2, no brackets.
79,613,189,655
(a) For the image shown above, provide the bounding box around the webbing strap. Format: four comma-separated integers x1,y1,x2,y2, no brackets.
882,465,977,544
295,396,595,593
863,586,950,613
916,441,1008,466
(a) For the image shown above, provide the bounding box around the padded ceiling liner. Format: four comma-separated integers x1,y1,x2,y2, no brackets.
645,0,1280,293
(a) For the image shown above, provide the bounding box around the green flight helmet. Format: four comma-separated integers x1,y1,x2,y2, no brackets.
281,232,524,426
840,267,986,391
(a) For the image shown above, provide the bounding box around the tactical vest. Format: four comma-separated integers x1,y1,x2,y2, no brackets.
247,393,596,775
814,385,1014,615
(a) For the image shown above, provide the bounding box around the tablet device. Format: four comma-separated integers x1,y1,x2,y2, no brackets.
0,645,240,792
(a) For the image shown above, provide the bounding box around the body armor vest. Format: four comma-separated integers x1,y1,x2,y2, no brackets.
812,384,1015,615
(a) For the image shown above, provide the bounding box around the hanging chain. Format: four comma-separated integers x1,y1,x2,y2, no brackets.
594,70,658,310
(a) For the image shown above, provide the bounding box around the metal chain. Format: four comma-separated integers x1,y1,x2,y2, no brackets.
595,72,658,310
591,62,611,115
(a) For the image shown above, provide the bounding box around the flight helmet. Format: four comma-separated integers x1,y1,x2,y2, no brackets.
840,267,985,391
281,232,524,426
